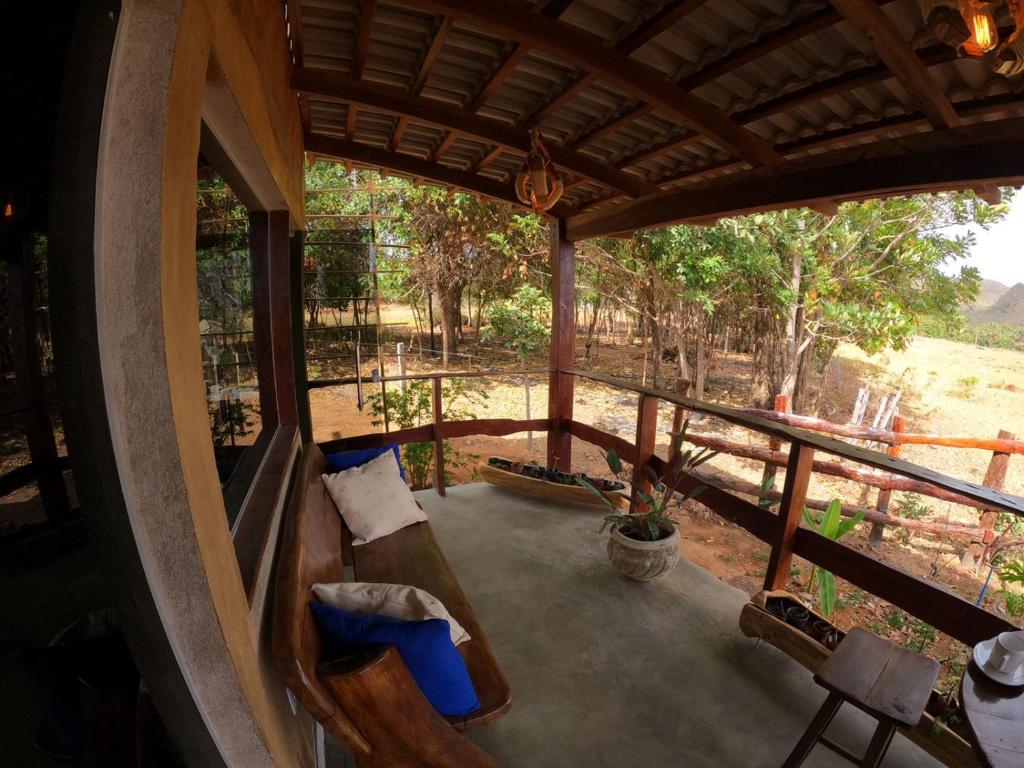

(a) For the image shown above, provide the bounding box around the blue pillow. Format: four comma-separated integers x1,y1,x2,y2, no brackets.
326,443,405,480
309,602,479,717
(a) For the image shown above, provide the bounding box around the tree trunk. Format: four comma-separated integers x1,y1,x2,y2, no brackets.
585,296,602,361
437,286,461,367
793,333,818,415
694,311,708,400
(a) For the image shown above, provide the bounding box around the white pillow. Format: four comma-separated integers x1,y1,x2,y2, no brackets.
312,582,470,646
322,450,427,545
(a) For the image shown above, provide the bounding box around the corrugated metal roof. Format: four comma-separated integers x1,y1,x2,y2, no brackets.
293,0,1024,210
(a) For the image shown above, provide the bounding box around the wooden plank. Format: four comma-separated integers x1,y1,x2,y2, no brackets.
433,376,445,496
566,420,638,465
397,0,781,166
547,219,575,471
616,0,711,53
353,0,377,80
565,117,1024,239
443,417,549,438
961,663,1024,768
568,369,1024,517
411,16,453,95
317,419,549,454
305,133,572,212
828,0,960,129
290,231,313,443
764,440,814,590
293,69,654,197
630,393,660,513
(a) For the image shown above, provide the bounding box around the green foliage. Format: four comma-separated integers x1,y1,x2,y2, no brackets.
905,620,939,654
999,559,1024,618
895,493,934,521
578,421,717,542
803,499,865,616
208,398,258,447
366,377,487,490
481,285,550,362
885,608,907,630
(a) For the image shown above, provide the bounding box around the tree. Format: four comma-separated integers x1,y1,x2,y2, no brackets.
398,189,512,366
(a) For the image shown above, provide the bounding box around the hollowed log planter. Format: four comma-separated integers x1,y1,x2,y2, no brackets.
739,590,978,768
478,459,628,509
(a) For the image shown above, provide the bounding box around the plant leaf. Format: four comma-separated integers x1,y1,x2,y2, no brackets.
835,510,866,539
819,569,836,617
606,449,623,475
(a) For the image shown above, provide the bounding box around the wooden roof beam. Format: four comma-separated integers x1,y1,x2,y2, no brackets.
440,0,575,167
397,0,781,166
353,0,378,80
292,67,654,196
577,0,898,150
566,118,1024,239
411,16,453,95
827,0,959,128
522,0,709,131
305,133,574,215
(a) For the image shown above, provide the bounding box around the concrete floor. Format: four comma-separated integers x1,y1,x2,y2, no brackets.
403,483,943,768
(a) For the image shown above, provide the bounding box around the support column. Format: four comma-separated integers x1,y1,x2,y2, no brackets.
8,232,70,522
764,440,815,591
250,210,298,428
290,231,313,443
547,218,575,471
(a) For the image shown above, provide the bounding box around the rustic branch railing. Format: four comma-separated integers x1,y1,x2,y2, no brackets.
316,367,1023,648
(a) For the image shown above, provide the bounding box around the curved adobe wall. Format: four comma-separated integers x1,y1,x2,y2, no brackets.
94,0,309,765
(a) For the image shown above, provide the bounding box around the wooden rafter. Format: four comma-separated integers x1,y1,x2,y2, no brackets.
522,0,709,131
385,16,452,153
293,67,654,195
571,0,897,152
398,0,780,166
613,40,964,171
411,16,453,95
566,118,1024,239
304,133,573,214
436,0,575,166
353,0,378,80
828,0,959,129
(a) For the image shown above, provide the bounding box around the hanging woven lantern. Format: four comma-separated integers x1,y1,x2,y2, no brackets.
515,130,564,215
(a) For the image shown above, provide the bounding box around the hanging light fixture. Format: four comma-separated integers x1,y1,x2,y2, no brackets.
960,0,999,55
515,130,563,215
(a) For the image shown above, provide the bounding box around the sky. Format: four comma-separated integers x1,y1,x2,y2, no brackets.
941,193,1024,287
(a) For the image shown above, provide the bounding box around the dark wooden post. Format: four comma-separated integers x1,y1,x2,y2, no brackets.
630,393,660,514
290,230,313,443
763,440,815,591
250,211,298,428
8,234,70,522
432,376,445,496
869,414,905,544
758,393,788,505
966,428,1015,569
547,218,575,472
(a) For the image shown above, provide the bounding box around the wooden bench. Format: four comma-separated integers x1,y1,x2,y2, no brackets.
273,444,511,768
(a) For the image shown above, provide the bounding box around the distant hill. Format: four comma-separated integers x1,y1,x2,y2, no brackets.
968,278,1011,311
967,282,1024,325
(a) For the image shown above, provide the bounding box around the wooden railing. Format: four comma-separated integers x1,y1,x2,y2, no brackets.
316,367,1024,648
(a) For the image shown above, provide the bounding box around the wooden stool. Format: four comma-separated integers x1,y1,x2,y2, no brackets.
781,627,939,767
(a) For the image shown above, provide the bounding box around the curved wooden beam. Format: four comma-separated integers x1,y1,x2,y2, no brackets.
395,0,782,166
566,118,1024,239
293,67,654,196
303,133,573,216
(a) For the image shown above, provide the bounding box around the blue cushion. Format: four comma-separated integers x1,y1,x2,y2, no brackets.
309,602,479,717
325,444,405,480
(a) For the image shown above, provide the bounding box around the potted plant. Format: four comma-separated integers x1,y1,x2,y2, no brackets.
578,424,716,581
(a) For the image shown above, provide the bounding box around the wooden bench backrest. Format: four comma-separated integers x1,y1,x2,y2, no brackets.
272,444,343,722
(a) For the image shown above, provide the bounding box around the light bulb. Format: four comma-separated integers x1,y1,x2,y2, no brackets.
960,0,997,55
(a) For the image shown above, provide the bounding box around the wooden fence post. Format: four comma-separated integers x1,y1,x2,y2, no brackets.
763,440,815,591
965,428,1015,569
433,376,445,496
758,394,788,505
869,414,905,544
630,393,660,513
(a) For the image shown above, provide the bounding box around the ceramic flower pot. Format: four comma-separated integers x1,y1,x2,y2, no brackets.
606,524,680,581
